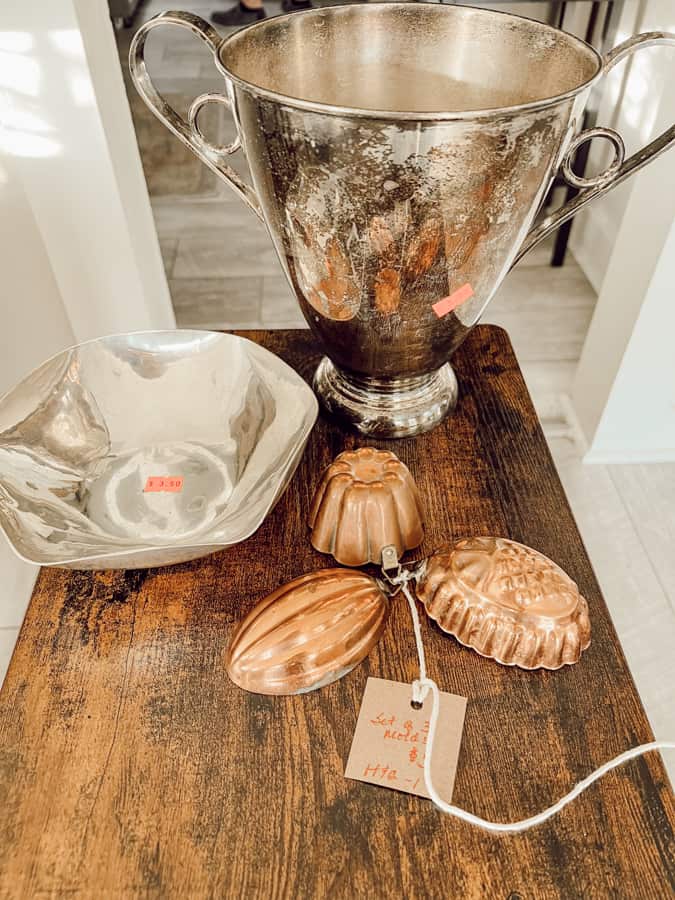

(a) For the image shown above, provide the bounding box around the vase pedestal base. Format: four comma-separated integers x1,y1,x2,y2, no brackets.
313,357,458,439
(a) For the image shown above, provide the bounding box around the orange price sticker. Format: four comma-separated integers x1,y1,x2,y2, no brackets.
432,282,474,318
144,476,184,493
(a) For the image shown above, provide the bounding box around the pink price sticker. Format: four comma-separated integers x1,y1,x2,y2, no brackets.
144,476,184,493
432,282,474,318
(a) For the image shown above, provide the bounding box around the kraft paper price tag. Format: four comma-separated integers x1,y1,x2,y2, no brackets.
345,677,467,802
144,476,184,493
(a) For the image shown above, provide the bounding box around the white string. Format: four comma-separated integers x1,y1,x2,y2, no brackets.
389,570,675,835
398,579,429,707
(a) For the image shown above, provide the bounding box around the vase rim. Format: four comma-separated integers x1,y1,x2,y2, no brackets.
217,2,603,122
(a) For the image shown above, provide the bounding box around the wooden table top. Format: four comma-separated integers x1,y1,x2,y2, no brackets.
0,326,672,899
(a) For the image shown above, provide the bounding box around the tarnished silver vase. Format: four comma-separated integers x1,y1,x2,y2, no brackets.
130,4,675,437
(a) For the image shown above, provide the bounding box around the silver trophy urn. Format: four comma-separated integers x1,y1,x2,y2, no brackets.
130,4,675,437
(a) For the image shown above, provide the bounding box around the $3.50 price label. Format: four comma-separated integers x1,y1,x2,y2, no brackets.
143,476,184,493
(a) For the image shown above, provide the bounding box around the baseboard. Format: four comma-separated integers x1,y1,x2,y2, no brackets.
559,393,589,455
583,447,675,465
562,393,675,464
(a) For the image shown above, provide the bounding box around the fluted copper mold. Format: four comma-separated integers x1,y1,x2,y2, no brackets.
417,537,591,670
226,568,389,694
309,447,424,567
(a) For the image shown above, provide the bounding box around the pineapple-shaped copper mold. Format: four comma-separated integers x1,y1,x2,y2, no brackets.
417,537,591,669
309,447,424,567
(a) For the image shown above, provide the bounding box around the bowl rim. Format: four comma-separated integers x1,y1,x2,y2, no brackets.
0,329,318,568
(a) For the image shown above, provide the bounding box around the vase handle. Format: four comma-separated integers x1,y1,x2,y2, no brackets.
129,11,263,221
513,31,675,268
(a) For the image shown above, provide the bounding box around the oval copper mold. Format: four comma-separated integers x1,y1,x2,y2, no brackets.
417,537,591,670
226,568,389,694
309,447,424,566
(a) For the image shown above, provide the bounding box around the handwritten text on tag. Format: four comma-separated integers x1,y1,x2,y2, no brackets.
345,677,466,802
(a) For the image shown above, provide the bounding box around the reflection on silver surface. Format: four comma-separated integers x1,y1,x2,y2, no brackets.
130,5,675,437
0,331,318,569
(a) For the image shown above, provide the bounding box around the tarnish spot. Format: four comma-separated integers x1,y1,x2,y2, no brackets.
374,268,401,315
403,216,442,278
307,237,361,321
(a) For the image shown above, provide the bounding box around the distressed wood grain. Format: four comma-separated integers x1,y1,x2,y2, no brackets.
0,327,672,899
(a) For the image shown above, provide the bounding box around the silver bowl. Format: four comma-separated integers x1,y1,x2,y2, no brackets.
0,331,318,569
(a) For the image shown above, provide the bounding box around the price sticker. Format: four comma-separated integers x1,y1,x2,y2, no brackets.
144,476,184,493
432,282,474,318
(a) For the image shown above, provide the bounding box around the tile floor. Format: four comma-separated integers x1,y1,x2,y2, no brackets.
2,1,672,785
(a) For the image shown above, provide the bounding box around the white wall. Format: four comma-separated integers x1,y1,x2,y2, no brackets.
0,155,75,388
1,0,174,340
0,0,175,630
571,0,675,460
570,0,674,290
572,155,675,461
585,215,675,461
0,152,76,622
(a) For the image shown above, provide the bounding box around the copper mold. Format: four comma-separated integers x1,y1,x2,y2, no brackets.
309,447,424,567
226,568,389,694
416,537,591,670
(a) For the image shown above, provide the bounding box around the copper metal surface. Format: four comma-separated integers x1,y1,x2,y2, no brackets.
309,447,424,566
416,537,591,670
226,568,389,694
0,332,317,569
130,7,675,436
